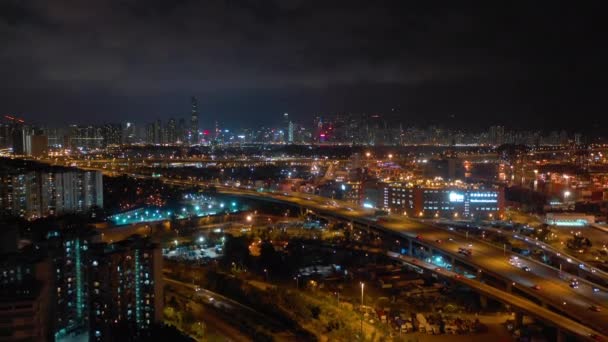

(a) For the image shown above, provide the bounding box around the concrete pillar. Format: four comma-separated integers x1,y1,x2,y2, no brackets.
407,239,412,256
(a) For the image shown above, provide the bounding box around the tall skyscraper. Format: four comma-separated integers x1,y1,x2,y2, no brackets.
190,96,199,145
123,122,135,144
177,118,186,144
153,120,162,145
288,121,294,143
166,118,177,144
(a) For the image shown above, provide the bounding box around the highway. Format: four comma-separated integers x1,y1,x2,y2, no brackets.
386,251,604,339
194,185,608,339
165,277,296,339
28,157,608,340
426,218,608,289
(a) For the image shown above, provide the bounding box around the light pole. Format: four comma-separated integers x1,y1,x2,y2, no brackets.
360,282,365,306
360,282,365,338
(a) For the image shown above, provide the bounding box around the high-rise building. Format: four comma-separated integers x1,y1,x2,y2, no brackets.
0,252,53,341
45,224,163,341
190,97,199,145
154,120,163,145
177,118,186,144
488,126,505,145
288,121,294,143
166,118,177,144
30,134,49,157
145,123,154,145
11,125,29,155
47,227,99,339
101,124,122,146
69,125,104,150
123,122,136,145
0,161,103,219
89,236,163,341
0,123,11,148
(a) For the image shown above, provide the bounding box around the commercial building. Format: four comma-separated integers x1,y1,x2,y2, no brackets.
381,182,504,219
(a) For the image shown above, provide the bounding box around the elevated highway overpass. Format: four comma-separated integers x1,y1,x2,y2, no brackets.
176,183,608,340
26,157,608,340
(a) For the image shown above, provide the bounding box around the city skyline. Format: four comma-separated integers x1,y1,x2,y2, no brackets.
0,1,606,132
3,3,608,341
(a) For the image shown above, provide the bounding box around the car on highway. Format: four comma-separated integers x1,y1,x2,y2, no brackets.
593,287,601,293
435,239,443,244
531,284,541,290
570,279,580,289
521,266,531,272
458,247,472,256
590,305,602,312
508,256,521,266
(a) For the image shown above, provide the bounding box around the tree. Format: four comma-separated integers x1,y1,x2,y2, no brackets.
221,235,252,268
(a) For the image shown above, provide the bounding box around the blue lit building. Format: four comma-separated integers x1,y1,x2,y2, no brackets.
47,227,99,340
381,182,505,219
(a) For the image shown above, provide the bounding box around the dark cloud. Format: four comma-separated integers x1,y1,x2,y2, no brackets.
0,1,606,131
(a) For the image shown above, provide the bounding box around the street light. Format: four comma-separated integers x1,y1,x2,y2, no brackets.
360,282,365,306
360,282,365,338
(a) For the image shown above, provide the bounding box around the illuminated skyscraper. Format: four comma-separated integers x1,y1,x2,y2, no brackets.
288,121,294,143
190,96,199,145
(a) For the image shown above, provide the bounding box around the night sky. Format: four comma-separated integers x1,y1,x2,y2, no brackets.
0,1,606,131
